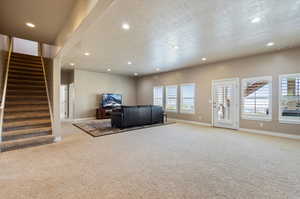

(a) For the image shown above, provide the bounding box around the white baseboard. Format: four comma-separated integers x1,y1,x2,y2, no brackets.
54,136,62,142
169,118,212,127
169,118,300,140
239,128,300,140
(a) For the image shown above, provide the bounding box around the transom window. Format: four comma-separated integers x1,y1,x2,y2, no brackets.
241,76,272,120
279,74,300,124
180,83,195,114
165,85,178,112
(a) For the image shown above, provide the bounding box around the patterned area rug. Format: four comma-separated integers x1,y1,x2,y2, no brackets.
73,119,175,137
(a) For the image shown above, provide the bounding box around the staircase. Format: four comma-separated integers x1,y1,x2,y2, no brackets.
0,52,54,152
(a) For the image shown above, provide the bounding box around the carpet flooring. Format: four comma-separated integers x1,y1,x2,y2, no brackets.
0,122,300,199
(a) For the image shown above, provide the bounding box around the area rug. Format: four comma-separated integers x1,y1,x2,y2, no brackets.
73,119,175,137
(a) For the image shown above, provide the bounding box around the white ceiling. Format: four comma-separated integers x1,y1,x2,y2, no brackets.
0,0,76,44
61,0,300,76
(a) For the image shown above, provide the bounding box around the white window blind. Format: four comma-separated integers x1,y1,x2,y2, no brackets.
180,83,195,113
242,77,272,120
166,85,178,112
279,74,300,124
153,86,163,106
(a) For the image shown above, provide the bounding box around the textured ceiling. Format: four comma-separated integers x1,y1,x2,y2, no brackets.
62,0,300,76
0,0,76,44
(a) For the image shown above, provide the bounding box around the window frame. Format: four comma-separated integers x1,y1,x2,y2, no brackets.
153,86,164,107
241,76,272,121
279,73,300,124
180,83,196,114
165,85,178,112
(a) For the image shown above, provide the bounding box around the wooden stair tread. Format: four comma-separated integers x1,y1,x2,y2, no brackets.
9,65,43,72
5,106,49,112
11,52,40,60
6,89,46,94
8,74,44,80
0,135,54,152
4,111,50,119
8,78,45,84
3,118,51,128
9,70,43,76
5,100,48,105
2,127,52,141
9,61,42,68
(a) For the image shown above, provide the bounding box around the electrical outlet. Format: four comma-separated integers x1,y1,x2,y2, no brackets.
259,123,264,127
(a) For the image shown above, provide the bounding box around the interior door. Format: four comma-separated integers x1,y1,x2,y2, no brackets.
212,78,239,129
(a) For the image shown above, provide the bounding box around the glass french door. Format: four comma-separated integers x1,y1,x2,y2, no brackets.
212,78,239,129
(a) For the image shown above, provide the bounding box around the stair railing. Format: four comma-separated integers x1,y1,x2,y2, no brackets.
39,44,54,134
0,37,13,143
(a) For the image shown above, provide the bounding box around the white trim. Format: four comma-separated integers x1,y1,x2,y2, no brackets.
239,128,300,140
278,73,300,124
169,118,212,127
180,83,196,114
212,78,240,130
241,76,272,121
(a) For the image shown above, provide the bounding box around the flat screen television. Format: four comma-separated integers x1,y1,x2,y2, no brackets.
102,93,122,108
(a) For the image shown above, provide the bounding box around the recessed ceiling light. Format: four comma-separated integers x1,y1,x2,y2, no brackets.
134,72,138,76
69,62,75,66
107,68,111,72
26,22,35,28
156,68,160,71
173,45,179,50
251,17,261,23
84,52,90,56
122,23,130,30
128,61,132,65
202,57,207,61
266,42,275,47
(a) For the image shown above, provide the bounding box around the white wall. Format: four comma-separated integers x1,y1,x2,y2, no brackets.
73,69,137,119
0,34,9,98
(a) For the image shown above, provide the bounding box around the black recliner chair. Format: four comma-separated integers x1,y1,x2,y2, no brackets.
111,105,164,129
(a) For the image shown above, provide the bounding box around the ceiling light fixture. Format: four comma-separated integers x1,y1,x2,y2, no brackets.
84,52,90,56
122,23,130,30
69,63,75,66
128,61,132,65
107,68,111,72
173,45,179,50
156,68,160,71
134,72,138,76
202,57,207,61
251,17,261,23
266,42,275,47
26,22,35,28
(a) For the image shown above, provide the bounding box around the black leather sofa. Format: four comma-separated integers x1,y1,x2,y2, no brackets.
111,105,164,129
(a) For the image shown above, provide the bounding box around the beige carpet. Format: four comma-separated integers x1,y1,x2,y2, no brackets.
0,122,300,199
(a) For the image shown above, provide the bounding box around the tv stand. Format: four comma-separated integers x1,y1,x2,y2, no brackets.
96,107,111,119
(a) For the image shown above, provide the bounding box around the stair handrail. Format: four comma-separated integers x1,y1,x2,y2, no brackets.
40,47,54,134
0,37,13,142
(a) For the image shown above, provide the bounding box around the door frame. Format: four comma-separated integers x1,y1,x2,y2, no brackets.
211,78,240,130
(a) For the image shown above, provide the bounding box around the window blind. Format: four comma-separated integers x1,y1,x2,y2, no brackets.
279,74,300,123
180,84,195,113
153,86,163,106
166,85,178,112
242,77,272,120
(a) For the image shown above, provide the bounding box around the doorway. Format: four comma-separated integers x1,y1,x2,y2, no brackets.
212,78,239,129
